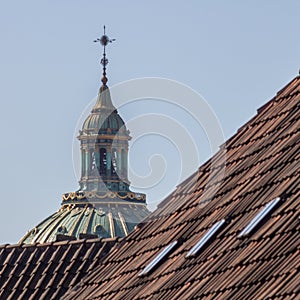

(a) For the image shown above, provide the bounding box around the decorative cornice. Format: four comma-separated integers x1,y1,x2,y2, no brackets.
79,177,130,184
62,190,146,203
78,134,131,141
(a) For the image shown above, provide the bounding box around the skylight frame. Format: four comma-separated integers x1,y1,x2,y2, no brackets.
238,197,280,237
186,219,226,258
139,240,178,276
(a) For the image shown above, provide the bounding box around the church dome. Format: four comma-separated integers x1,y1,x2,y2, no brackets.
20,198,148,244
19,27,150,244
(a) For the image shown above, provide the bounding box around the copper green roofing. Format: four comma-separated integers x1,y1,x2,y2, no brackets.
20,201,149,244
93,85,115,111
82,86,127,135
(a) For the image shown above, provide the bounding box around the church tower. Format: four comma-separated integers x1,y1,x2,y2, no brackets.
20,28,150,244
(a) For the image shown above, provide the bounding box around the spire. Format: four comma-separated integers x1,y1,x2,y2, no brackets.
94,26,116,89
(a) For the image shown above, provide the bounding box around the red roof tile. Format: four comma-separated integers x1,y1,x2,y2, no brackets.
63,75,300,299
0,238,118,300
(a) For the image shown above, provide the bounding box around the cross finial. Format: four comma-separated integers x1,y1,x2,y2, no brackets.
94,26,116,86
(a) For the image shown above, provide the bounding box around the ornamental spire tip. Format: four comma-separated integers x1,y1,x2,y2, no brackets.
94,26,115,87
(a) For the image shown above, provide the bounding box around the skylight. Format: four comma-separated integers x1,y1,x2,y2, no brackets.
238,197,280,237
186,219,225,257
139,240,178,276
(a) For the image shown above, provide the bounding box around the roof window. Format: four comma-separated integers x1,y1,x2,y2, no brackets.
139,240,178,276
186,219,225,257
238,197,280,237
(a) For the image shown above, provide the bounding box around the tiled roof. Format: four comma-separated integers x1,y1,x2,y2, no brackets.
0,237,118,300
64,75,300,300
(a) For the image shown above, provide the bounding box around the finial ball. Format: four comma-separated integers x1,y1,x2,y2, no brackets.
101,76,108,85
100,35,109,46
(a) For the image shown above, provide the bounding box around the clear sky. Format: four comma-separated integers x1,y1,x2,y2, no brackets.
0,0,299,244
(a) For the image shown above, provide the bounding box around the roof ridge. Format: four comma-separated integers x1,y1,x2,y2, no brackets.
257,75,300,114
0,236,121,250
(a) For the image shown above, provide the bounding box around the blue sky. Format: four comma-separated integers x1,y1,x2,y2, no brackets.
0,0,299,244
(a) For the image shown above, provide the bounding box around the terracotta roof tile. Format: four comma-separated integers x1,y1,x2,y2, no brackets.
0,238,118,299
63,75,300,299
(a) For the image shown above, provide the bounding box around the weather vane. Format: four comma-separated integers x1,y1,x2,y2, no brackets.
94,26,116,86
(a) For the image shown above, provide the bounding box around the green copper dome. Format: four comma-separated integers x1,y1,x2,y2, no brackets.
20,31,150,244
20,198,148,244
20,83,150,244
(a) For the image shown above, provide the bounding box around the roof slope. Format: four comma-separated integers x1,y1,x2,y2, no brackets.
64,75,300,300
0,237,118,300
